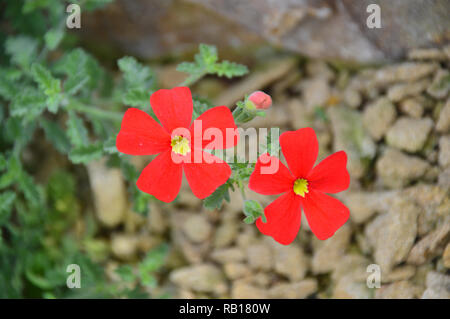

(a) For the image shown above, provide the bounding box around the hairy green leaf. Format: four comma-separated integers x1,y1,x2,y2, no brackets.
118,56,154,90
69,143,103,164
10,88,46,120
31,63,62,112
40,119,71,154
243,199,265,224
203,183,230,210
0,191,16,224
44,28,64,50
66,111,89,146
5,36,38,69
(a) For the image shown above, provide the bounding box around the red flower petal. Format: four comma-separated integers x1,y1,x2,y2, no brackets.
150,87,193,133
307,151,350,193
280,128,318,178
116,108,170,155
256,191,302,245
183,151,231,199
136,150,182,203
301,189,350,240
249,153,295,195
190,106,239,149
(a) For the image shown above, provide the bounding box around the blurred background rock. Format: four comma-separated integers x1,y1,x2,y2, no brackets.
81,0,450,62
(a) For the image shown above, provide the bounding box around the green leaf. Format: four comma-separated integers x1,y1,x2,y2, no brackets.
31,63,62,112
0,68,22,100
123,88,150,107
66,111,89,146
103,137,118,154
10,88,46,120
132,188,151,216
5,36,38,69
0,154,7,171
69,143,103,164
192,98,212,119
118,56,154,90
177,44,248,85
0,157,21,190
56,48,103,95
243,199,265,224
4,117,37,149
139,244,169,278
18,172,41,205
199,43,218,66
25,269,54,290
211,60,248,78
203,183,230,210
0,191,16,224
40,119,71,154
44,28,64,50
115,265,136,282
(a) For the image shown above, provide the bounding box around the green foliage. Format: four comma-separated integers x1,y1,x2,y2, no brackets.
203,183,232,210
0,0,257,299
68,143,104,164
115,244,169,295
66,111,89,146
5,36,38,69
40,119,71,154
243,200,266,224
118,56,156,115
177,44,248,86
31,63,62,113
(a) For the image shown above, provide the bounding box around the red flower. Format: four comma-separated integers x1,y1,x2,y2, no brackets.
116,87,238,202
249,128,350,245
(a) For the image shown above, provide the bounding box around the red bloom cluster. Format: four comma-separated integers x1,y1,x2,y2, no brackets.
116,87,238,202
249,128,350,245
116,87,351,245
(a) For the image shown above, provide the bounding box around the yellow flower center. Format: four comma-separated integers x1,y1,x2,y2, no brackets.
293,178,309,197
171,136,190,156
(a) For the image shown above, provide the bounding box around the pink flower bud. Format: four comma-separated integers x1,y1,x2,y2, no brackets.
248,91,272,110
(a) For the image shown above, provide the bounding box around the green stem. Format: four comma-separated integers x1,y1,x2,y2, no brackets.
238,180,246,200
179,71,207,87
66,99,123,122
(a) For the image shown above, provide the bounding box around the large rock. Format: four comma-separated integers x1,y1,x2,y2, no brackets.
376,281,422,299
268,279,317,299
312,225,351,274
182,214,212,243
87,159,127,228
246,243,273,271
439,135,450,167
376,148,430,188
231,282,268,299
170,264,226,294
386,117,433,153
365,199,419,272
82,1,449,63
273,244,308,282
407,219,450,265
421,271,450,299
328,106,376,178
339,190,398,223
362,97,396,141
436,98,450,133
